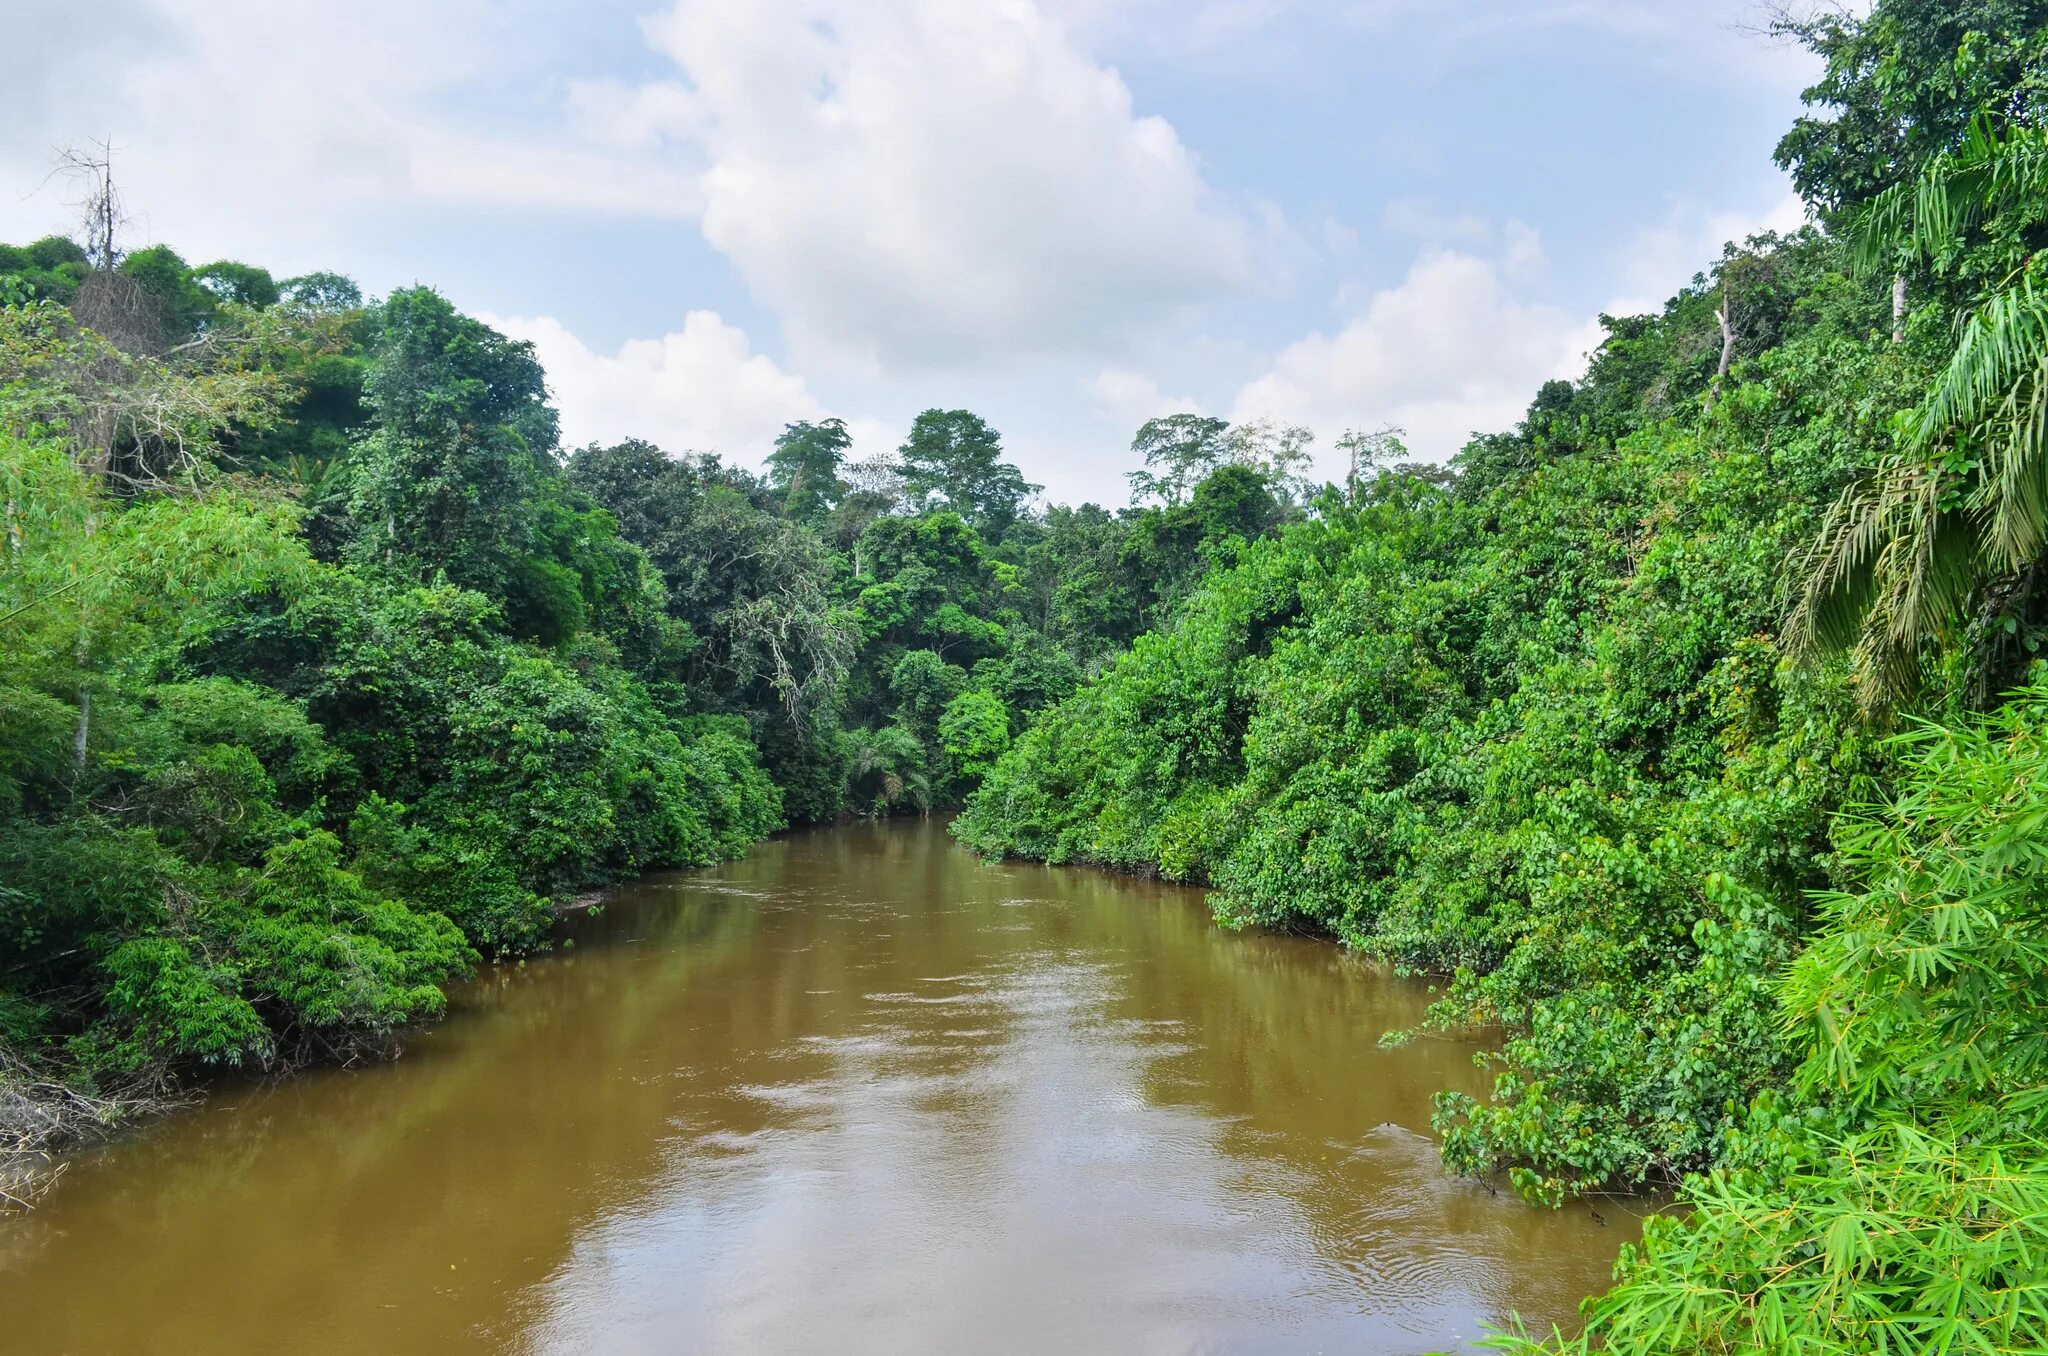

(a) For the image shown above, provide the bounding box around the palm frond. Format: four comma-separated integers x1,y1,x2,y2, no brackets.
1797,117,2048,709
1853,119,2048,275
1789,445,1981,710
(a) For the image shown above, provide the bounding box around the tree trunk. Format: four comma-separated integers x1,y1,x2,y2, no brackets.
1709,277,1736,406
1892,273,1907,343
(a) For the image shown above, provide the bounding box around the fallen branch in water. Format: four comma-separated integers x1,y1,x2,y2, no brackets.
0,1044,186,1212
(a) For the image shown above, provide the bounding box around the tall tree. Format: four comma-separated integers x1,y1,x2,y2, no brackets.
1126,414,1230,507
765,417,850,524
897,408,1039,538
340,288,561,627
1774,0,2048,221
1774,0,2048,332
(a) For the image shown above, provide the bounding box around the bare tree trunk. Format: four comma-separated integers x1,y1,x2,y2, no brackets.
1709,276,1736,406
98,141,115,270
1892,273,1907,343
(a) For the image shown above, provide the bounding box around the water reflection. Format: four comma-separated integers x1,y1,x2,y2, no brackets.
1,821,1634,1354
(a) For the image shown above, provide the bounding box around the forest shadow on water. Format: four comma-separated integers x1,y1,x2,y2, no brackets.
0,821,1637,1354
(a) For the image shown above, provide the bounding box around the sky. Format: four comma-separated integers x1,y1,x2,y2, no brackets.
4,0,1831,507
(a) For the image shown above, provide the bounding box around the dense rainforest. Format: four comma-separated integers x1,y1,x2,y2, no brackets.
5,0,2048,1349
0,213,1305,1185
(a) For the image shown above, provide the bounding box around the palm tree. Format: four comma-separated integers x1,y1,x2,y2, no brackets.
1789,118,2048,708
842,725,932,817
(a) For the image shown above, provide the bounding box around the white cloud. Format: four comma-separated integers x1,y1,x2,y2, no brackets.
1231,242,1600,466
0,1,699,261
1232,185,1810,472
1602,188,1809,316
631,0,1253,368
483,311,824,462
1089,367,1204,432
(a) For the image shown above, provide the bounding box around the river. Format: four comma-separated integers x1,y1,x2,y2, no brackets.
1,820,1637,1353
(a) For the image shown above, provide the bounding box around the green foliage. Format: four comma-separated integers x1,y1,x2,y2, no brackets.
117,245,217,338
960,228,1895,1201
279,272,363,310
1,258,785,1105
897,408,1040,538
766,417,851,523
1126,414,1231,506
337,288,559,611
91,830,471,1072
0,236,89,304
841,724,931,816
565,437,851,819
1019,503,1143,663
191,261,279,310
1123,462,1287,622
1774,0,2048,223
939,687,1010,786
1504,689,2048,1354
1792,116,2048,706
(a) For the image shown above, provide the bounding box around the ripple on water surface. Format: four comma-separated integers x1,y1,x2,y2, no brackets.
0,820,1636,1356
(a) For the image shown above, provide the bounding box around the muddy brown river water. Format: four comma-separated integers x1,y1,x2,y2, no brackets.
1,820,1638,1354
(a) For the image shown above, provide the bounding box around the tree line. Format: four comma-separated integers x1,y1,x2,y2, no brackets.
0,211,1325,1200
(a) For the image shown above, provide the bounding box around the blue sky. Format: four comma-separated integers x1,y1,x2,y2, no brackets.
6,0,1830,506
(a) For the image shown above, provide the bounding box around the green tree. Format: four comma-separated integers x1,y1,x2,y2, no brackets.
0,236,90,304
280,272,364,310
840,725,930,816
116,245,215,339
1021,503,1141,661
1122,463,1286,623
1790,118,2048,706
339,288,563,630
191,261,279,310
939,688,1010,786
897,408,1040,538
1774,0,2048,221
1126,414,1230,506
765,417,851,523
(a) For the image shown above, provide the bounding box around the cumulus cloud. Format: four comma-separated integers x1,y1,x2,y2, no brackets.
1089,367,1204,433
629,0,1253,368
1231,185,1809,472
1230,242,1600,467
0,0,700,258
1602,189,1810,316
483,311,824,462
